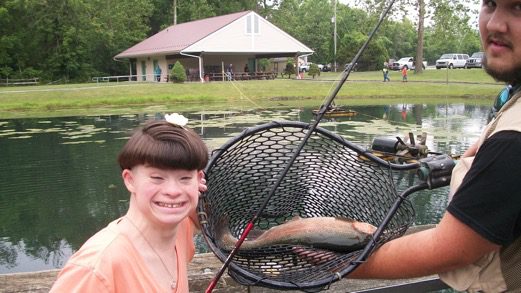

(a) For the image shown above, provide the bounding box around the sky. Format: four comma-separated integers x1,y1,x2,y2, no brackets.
339,0,481,28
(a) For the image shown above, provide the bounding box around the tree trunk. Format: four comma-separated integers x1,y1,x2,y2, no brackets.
415,0,425,74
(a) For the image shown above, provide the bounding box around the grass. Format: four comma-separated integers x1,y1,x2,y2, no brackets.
325,67,496,83
0,69,503,119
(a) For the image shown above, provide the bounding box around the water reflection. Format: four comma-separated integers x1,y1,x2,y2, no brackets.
0,103,490,273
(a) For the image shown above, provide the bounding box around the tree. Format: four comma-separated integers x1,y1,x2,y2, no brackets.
424,0,481,61
308,63,320,78
283,60,295,79
360,0,479,72
170,61,187,83
382,19,417,60
258,58,270,72
414,0,426,73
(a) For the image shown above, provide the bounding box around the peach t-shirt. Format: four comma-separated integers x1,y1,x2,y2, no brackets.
50,217,195,293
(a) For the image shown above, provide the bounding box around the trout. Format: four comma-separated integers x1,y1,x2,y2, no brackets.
217,216,377,252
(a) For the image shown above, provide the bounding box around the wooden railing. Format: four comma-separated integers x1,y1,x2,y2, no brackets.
0,78,39,86
205,71,277,81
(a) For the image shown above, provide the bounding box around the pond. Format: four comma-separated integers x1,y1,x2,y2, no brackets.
0,102,490,274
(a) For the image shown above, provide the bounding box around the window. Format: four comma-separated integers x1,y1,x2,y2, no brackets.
246,14,259,34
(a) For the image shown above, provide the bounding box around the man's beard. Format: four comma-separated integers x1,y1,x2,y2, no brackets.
483,54,521,85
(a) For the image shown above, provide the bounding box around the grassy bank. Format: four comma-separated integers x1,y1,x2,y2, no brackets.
0,69,503,119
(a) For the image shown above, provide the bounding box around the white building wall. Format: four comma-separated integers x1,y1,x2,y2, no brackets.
135,56,168,82
184,12,312,54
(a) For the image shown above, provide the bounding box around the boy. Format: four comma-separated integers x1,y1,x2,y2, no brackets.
50,114,208,292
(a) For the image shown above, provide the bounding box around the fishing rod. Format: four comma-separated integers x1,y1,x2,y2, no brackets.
205,1,398,291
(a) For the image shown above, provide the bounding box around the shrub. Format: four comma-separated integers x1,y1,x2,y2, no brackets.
170,61,187,83
258,58,270,72
283,60,294,78
308,63,320,78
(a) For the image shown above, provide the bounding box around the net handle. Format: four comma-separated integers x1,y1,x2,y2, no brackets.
206,3,399,289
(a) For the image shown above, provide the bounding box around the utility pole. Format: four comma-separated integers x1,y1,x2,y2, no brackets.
173,0,177,25
333,0,337,72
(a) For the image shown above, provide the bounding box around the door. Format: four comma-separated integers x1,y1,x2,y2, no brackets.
248,58,256,72
141,61,147,81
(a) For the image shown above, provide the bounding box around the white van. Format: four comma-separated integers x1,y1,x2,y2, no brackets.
435,53,469,69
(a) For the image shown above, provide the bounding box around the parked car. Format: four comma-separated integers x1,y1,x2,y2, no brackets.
345,62,358,71
322,64,332,72
390,57,427,70
300,62,324,72
299,63,310,72
465,52,484,69
435,53,469,69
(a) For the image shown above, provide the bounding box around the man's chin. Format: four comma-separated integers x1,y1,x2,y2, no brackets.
483,57,521,84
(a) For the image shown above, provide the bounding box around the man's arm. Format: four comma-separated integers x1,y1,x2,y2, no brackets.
349,211,500,279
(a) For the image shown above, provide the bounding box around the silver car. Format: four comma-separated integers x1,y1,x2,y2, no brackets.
435,53,469,69
465,52,484,69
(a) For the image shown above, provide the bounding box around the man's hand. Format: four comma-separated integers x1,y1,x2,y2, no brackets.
462,141,479,158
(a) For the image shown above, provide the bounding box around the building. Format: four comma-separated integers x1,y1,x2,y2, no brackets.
114,11,313,82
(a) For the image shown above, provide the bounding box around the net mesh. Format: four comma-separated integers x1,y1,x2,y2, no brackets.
199,121,415,290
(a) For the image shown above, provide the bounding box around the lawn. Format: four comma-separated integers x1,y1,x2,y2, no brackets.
0,69,503,119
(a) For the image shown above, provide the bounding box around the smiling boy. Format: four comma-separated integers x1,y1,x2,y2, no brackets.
50,116,208,292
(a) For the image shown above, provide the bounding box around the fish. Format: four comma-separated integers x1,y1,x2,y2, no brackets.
216,216,377,253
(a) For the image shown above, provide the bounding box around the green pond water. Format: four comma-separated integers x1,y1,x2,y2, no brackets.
0,102,490,273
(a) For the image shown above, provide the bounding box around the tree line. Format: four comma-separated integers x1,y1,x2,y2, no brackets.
0,0,480,82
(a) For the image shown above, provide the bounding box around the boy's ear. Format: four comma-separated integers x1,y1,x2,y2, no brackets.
197,170,204,181
122,169,135,192
197,170,207,194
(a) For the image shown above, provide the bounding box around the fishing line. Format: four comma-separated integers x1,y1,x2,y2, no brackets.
320,70,347,108
227,78,264,110
205,1,397,291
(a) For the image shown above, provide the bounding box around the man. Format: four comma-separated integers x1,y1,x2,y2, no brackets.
350,1,521,292
226,63,233,81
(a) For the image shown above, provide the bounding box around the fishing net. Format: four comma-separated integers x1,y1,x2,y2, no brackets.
198,121,424,291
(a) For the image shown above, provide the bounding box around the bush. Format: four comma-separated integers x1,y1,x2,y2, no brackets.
258,58,270,72
308,63,320,78
283,60,295,78
170,61,187,83
21,67,43,79
0,66,14,79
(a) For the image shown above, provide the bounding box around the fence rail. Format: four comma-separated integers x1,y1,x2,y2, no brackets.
91,74,167,83
0,78,39,86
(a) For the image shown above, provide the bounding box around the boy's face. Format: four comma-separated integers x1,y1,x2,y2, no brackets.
123,165,202,227
479,0,521,83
